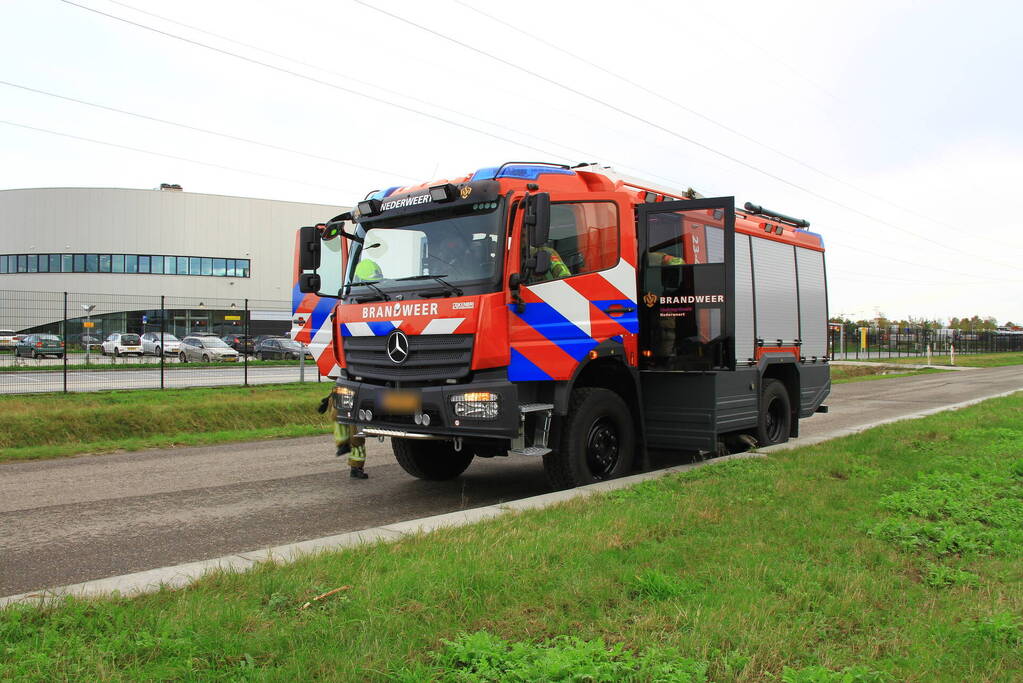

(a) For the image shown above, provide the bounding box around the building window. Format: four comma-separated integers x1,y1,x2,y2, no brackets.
1,253,252,277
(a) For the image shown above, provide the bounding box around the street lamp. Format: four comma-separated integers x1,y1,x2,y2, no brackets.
81,304,96,364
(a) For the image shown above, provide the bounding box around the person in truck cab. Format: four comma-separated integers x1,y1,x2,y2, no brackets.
353,241,385,281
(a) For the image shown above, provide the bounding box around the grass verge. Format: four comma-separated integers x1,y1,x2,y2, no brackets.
0,359,308,372
0,383,332,463
2,394,1022,681
830,365,947,383
841,351,1023,368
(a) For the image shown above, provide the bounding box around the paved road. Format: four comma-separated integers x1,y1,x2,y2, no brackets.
0,364,324,393
2,365,1021,596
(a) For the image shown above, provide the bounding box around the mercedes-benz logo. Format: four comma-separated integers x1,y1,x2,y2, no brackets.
385,329,409,364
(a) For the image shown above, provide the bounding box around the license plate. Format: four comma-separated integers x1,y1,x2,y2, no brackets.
381,390,421,414
224,357,237,362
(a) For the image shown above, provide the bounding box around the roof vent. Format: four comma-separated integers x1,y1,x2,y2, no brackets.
159,183,183,191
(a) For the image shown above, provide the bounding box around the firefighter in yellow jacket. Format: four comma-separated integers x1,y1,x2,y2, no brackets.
319,393,368,479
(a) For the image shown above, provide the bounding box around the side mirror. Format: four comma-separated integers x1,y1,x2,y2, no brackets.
299,272,321,294
508,272,521,290
533,248,551,276
524,193,551,246
298,225,321,270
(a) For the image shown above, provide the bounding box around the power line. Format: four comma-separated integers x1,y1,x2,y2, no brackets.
0,119,361,194
1,80,418,181
454,0,1017,259
56,0,584,167
45,1,1013,280
90,0,696,192
357,0,1022,272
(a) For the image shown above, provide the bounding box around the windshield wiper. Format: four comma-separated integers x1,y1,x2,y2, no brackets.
394,274,463,297
347,280,391,301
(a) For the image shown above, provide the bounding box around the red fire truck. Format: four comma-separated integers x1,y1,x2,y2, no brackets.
294,162,829,488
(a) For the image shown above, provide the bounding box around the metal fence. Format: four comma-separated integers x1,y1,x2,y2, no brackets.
828,324,1023,361
0,289,323,395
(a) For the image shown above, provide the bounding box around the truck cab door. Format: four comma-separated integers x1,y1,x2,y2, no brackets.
637,197,735,371
508,196,638,381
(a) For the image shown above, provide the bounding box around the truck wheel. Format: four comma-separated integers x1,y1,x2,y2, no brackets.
543,387,635,489
756,379,791,446
392,439,474,481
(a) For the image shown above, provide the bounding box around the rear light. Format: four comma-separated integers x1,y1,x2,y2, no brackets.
35,342,42,347
60,342,65,347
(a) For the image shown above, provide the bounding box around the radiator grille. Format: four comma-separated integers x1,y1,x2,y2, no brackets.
344,334,473,382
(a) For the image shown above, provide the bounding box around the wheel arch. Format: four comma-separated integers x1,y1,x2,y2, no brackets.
552,343,646,469
759,357,800,438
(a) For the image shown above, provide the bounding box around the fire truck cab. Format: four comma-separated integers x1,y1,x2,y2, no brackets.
295,162,829,488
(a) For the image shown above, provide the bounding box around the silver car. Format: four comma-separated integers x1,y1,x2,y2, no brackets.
178,335,239,363
141,332,181,356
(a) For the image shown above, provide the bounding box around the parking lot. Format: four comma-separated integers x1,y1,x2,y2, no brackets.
0,349,324,393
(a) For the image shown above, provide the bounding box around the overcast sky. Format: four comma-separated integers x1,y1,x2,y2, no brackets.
3,0,1021,323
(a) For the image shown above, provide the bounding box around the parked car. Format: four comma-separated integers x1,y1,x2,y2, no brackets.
140,332,181,356
252,334,290,347
69,334,102,350
15,334,64,359
255,337,314,360
222,334,255,355
101,333,144,357
0,330,18,350
178,335,240,363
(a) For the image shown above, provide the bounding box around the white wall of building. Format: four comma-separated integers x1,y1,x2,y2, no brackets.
0,187,347,302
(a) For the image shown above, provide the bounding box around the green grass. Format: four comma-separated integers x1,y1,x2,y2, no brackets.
3,394,1022,681
0,383,332,462
844,351,1023,368
830,365,947,383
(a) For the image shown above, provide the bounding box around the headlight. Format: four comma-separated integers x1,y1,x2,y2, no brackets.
333,385,355,410
450,392,499,420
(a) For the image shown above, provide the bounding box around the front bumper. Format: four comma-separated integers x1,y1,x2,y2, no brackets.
335,377,520,441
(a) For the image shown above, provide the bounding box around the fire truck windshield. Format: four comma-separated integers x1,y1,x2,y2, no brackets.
346,203,503,296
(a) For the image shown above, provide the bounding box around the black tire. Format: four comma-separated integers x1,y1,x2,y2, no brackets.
202,354,210,363
155,346,161,356
756,379,791,446
392,439,474,481
31,350,38,359
179,352,187,364
114,348,121,357
542,387,635,489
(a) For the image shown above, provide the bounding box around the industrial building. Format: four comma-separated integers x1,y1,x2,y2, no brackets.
0,186,346,337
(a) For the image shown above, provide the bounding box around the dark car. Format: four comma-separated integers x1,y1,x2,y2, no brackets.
15,334,64,359
222,334,255,355
254,337,313,360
